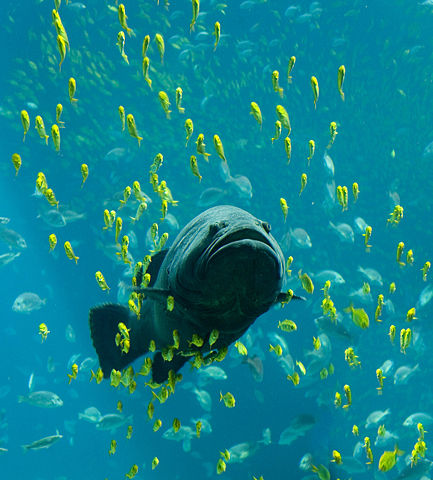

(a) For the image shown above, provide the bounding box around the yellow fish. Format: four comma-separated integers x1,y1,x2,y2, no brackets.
185,118,193,146
276,105,291,132
126,114,143,146
48,233,57,252
250,101,262,129
11,153,21,176
35,115,49,144
337,65,346,101
81,164,89,187
287,55,296,83
118,4,133,36
55,104,65,127
56,34,66,71
64,241,79,264
190,155,202,182
175,87,185,114
213,21,220,51
140,56,151,89
155,33,165,63
142,35,150,57
190,0,199,32
196,134,211,160
68,77,78,103
158,91,171,119
51,124,60,152
213,134,226,162
21,110,30,142
311,76,319,109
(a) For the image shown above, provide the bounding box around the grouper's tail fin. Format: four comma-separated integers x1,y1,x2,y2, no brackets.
89,303,148,378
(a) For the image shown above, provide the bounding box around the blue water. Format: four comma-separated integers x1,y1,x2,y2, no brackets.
2,0,433,478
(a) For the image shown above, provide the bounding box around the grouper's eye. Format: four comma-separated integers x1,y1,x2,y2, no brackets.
208,221,227,236
262,222,271,233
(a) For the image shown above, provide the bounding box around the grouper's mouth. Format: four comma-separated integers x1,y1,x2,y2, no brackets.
181,226,284,332
201,227,278,273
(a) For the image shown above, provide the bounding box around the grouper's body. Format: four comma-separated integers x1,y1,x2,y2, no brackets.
89,205,296,383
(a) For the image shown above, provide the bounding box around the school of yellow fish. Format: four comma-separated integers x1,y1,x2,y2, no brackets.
5,0,433,479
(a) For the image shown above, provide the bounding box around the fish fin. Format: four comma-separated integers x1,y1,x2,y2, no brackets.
89,303,149,378
182,436,191,452
151,351,190,384
275,292,306,303
147,250,168,287
133,287,172,300
134,250,168,287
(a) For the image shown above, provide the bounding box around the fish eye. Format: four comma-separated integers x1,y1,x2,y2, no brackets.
262,222,271,233
208,224,219,236
209,221,227,236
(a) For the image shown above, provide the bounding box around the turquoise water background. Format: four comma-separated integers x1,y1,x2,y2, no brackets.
2,0,433,478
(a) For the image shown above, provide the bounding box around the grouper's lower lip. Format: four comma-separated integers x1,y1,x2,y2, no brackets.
206,238,280,274
206,227,274,259
191,237,282,330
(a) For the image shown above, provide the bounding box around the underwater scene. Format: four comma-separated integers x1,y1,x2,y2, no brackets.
2,0,433,478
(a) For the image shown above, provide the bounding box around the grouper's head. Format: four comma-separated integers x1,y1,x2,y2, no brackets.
164,205,285,335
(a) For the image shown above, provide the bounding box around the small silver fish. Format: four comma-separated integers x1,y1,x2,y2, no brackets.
78,406,102,424
313,270,345,285
22,432,63,451
290,228,312,248
18,390,63,408
393,364,419,385
163,426,195,452
403,412,433,427
227,175,253,199
357,266,383,286
65,324,76,343
323,151,335,177
96,413,132,431
193,388,212,412
417,284,433,309
0,252,20,267
197,366,227,386
365,408,391,429
353,217,368,234
0,227,27,249
198,188,226,208
37,209,67,228
12,292,46,314
329,221,354,243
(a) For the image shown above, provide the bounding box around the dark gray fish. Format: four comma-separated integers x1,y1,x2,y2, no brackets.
89,205,302,382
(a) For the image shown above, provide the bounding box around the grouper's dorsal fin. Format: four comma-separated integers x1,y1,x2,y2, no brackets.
147,250,168,287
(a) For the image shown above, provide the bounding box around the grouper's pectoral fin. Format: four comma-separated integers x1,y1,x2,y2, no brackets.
151,351,190,384
89,303,149,378
276,292,306,303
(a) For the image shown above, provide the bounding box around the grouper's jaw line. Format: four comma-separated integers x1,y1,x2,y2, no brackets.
203,226,275,261
170,235,283,333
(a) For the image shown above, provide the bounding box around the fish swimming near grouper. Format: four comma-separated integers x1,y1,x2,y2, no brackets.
89,205,302,383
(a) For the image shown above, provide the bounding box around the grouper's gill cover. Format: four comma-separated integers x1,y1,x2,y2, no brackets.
89,205,293,383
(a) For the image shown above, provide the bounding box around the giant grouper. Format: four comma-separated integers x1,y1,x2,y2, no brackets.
89,205,302,383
